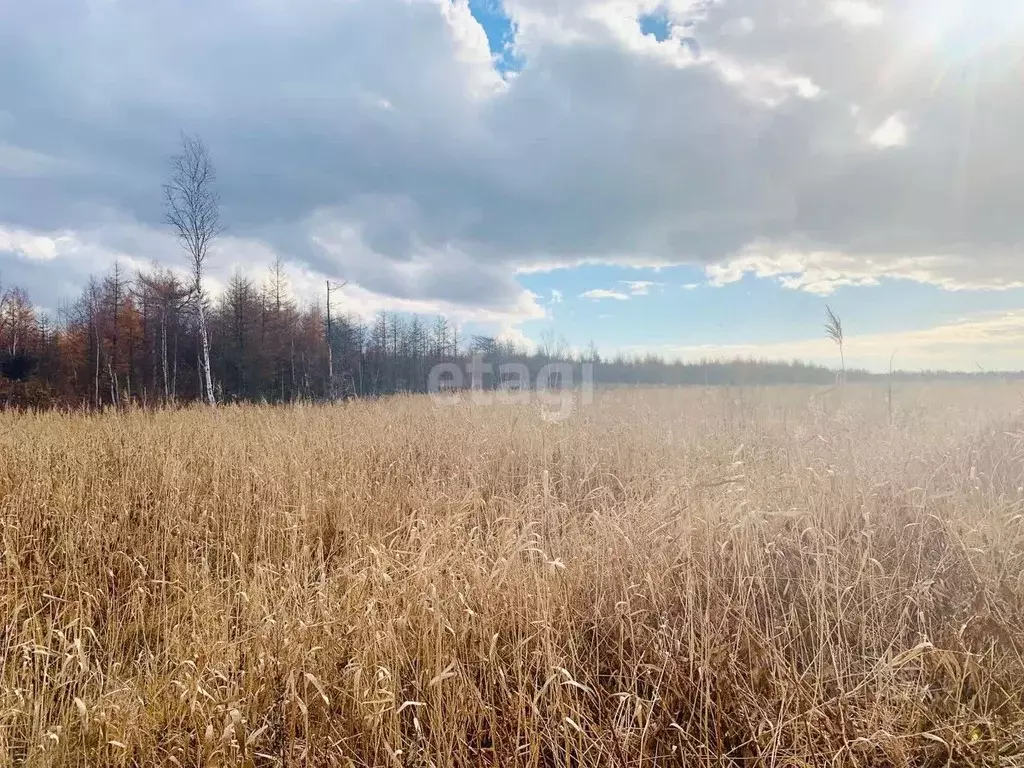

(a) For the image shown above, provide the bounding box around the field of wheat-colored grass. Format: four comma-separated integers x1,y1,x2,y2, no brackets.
2,384,1024,766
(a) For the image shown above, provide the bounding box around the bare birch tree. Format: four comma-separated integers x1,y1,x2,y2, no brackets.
164,133,222,406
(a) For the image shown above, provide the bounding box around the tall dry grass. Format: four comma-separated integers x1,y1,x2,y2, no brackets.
2,384,1024,766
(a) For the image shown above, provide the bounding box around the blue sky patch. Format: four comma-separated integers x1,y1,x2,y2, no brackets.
515,264,1024,365
638,9,672,43
467,0,522,74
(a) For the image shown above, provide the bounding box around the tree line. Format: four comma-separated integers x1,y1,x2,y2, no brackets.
0,133,891,409
0,257,877,410
0,258,454,408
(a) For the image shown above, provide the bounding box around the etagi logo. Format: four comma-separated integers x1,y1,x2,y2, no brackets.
428,356,594,422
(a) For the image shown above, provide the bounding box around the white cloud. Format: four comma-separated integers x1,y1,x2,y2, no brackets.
439,0,509,97
319,280,544,327
706,243,1024,296
515,256,684,274
550,288,564,303
869,114,908,148
0,228,66,262
496,323,538,352
0,219,547,328
620,280,661,295
703,54,822,106
580,288,632,301
831,1,884,27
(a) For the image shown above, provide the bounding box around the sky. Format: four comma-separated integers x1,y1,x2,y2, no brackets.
2,0,1024,372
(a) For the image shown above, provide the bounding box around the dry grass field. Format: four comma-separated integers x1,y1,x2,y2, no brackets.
3,384,1024,766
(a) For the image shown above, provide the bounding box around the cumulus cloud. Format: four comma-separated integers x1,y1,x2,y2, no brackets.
1,0,1023,319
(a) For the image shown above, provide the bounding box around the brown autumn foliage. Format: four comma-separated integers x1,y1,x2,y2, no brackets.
2,384,1024,766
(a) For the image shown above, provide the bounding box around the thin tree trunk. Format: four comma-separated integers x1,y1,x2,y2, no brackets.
109,363,118,409
161,312,170,404
172,329,179,403
94,323,101,409
197,302,215,406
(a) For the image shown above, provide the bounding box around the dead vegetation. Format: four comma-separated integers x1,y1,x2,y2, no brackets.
2,384,1024,766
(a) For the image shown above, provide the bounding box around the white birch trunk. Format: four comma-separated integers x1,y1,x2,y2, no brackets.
197,300,216,406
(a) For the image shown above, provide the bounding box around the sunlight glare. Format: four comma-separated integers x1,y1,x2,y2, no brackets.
905,0,1024,62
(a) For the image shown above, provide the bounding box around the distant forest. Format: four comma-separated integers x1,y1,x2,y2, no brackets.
0,263,1015,410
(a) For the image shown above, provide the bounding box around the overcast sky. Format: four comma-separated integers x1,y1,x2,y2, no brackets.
2,0,1024,370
